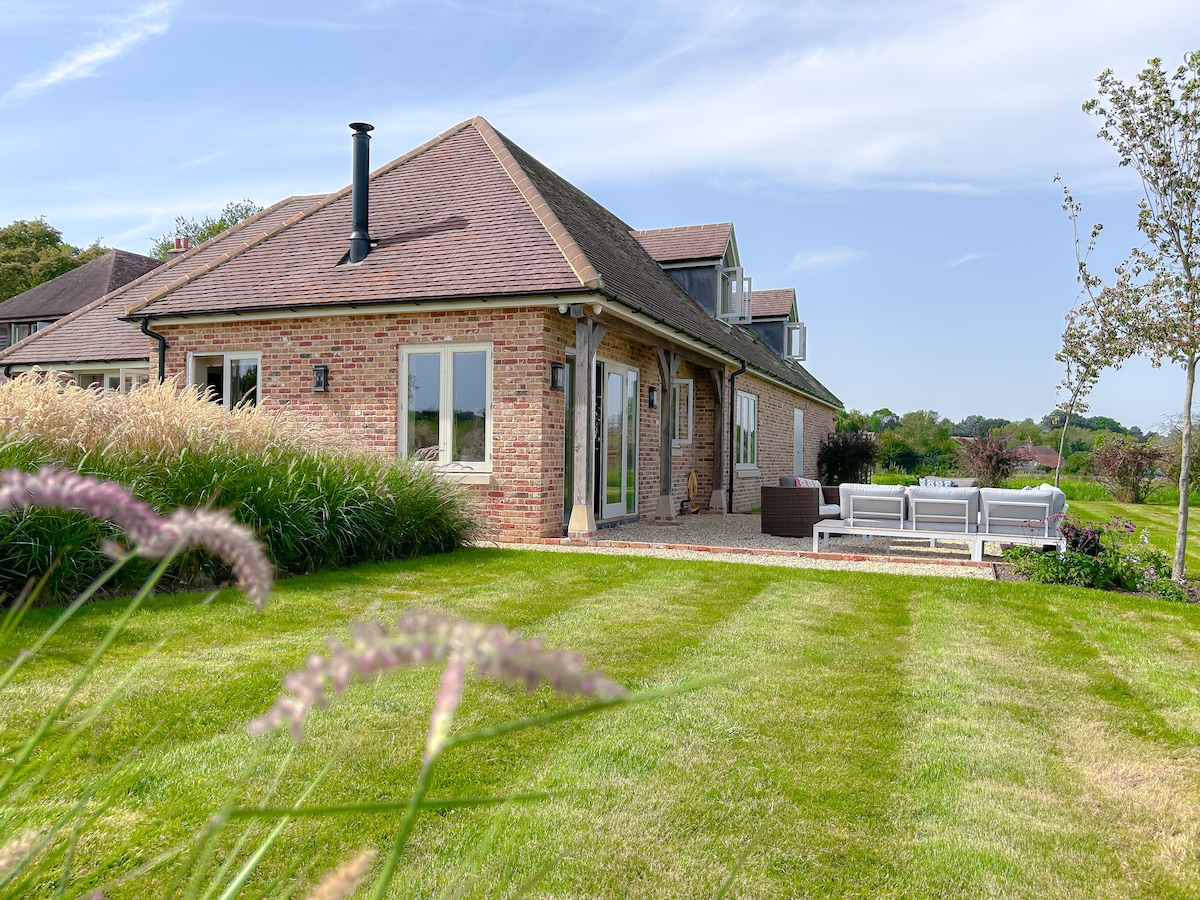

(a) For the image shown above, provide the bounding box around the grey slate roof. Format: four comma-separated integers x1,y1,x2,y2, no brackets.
0,250,161,322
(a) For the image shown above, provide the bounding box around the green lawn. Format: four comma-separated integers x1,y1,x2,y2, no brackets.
4,549,1200,898
1070,499,1200,579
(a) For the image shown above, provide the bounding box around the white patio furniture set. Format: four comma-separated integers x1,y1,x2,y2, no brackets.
814,482,1068,561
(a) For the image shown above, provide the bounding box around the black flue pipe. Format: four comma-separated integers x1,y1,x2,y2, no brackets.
348,122,374,263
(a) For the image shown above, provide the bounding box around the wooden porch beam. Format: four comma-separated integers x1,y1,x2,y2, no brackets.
567,317,606,538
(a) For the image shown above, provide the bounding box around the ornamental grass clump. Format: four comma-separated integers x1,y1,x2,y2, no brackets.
0,373,476,602
0,468,640,898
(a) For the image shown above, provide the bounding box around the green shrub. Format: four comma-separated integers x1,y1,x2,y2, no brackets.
956,429,1027,487
0,375,476,603
1004,513,1183,601
817,431,878,485
1092,433,1163,503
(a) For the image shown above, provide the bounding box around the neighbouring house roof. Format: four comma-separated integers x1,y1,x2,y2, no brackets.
631,223,733,264
1022,441,1063,469
0,197,322,366
0,249,162,322
751,288,795,319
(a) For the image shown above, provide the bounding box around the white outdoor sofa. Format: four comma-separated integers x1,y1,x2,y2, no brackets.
814,482,1067,561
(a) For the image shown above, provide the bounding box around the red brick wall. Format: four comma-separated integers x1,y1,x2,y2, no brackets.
729,372,836,513
155,309,837,536
159,308,564,541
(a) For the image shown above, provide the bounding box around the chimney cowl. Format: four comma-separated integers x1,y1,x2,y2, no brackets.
348,122,374,264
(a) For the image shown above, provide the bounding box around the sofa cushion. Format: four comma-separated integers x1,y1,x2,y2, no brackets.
908,486,980,532
918,477,955,487
819,503,841,517
980,487,1066,535
839,483,906,526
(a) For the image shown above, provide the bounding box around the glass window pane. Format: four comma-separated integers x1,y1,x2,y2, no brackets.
407,353,441,458
677,381,690,443
229,357,259,407
626,371,638,513
452,351,487,462
563,358,574,521
606,371,623,508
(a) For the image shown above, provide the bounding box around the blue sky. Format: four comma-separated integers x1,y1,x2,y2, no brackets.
1,0,1197,432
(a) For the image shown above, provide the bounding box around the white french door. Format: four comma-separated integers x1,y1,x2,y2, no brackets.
599,361,638,520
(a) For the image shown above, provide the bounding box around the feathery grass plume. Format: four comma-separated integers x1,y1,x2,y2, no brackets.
0,370,348,459
249,610,626,741
304,849,377,900
0,467,273,608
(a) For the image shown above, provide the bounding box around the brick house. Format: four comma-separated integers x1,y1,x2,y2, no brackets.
0,117,840,541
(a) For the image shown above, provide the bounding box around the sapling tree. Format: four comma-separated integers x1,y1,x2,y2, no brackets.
1075,52,1200,581
1052,179,1126,488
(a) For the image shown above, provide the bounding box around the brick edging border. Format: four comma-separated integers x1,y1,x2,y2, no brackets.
535,537,995,568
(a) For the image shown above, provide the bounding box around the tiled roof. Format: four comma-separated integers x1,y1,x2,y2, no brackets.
0,250,161,322
0,197,321,366
495,133,839,408
631,223,733,264
751,288,795,319
133,123,584,318
127,118,838,408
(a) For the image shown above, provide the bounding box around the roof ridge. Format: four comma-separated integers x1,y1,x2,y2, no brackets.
122,193,330,316
470,117,603,291
0,195,320,361
126,120,484,318
631,222,733,235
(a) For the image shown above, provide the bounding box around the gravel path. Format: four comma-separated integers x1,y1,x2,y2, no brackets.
483,514,1001,580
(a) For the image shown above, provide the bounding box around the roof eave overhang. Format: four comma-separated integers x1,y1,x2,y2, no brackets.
5,357,149,372
132,289,839,411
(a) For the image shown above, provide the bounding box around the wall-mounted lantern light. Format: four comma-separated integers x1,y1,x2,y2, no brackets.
550,361,565,392
647,385,659,409
312,364,329,392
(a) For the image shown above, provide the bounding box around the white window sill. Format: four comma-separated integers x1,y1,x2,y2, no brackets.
436,470,495,485
735,465,761,477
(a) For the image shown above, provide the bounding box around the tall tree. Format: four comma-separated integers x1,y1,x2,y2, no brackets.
1080,52,1200,581
150,200,262,260
0,219,107,302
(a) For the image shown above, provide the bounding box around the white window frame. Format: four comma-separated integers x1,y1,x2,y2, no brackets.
671,378,693,447
735,390,758,469
785,322,806,360
398,342,493,474
120,368,151,393
186,351,262,409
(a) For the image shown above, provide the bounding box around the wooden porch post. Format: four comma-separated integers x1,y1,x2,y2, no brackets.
567,313,605,538
710,368,726,512
656,348,680,521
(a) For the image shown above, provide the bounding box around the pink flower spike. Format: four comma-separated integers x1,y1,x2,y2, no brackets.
249,610,626,742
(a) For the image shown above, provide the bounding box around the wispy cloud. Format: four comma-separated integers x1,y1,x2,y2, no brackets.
2,1,175,104
788,247,865,271
384,0,1199,189
949,252,987,267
